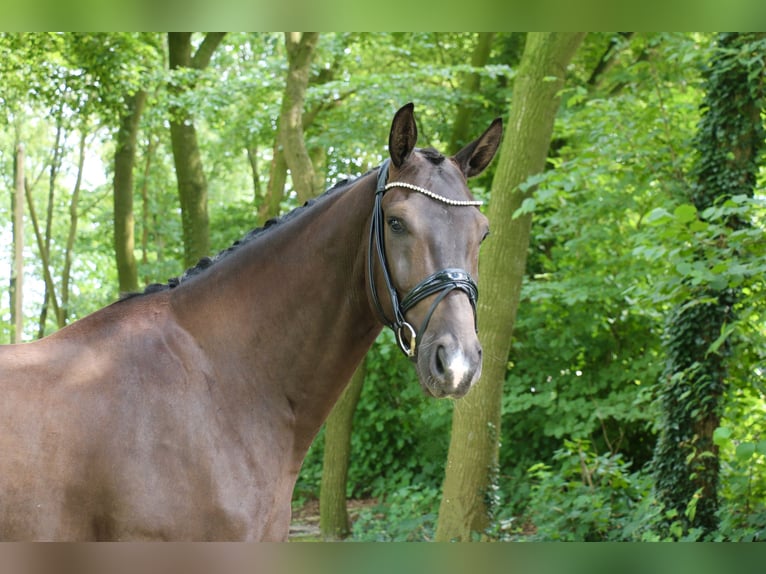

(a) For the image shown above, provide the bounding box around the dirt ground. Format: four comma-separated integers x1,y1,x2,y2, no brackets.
289,498,378,540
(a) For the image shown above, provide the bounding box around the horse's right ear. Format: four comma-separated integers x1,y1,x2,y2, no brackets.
389,103,418,167
453,117,503,178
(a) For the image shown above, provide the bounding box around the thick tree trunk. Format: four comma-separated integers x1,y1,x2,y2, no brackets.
319,361,366,540
167,32,225,267
435,32,586,542
113,90,146,295
169,118,209,268
260,145,288,223
279,32,319,205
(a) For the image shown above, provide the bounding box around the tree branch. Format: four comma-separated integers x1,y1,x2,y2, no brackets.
587,32,634,88
192,32,226,70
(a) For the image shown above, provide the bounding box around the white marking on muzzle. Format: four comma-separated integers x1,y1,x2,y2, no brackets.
447,352,472,390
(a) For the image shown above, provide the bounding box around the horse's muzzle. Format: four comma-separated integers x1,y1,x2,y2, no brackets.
418,333,482,398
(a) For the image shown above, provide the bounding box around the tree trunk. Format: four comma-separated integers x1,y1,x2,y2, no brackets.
36,118,64,336
310,145,327,194
279,32,319,205
113,90,146,295
60,128,87,324
25,178,61,338
448,32,495,153
319,360,366,540
586,32,634,87
435,32,586,542
10,142,24,343
167,32,225,267
246,142,262,204
260,144,288,223
652,32,765,537
140,136,157,286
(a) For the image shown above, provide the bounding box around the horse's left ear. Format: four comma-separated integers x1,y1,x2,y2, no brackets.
389,103,418,167
453,118,503,178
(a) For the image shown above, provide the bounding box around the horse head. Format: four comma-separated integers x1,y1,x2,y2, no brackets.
369,103,503,398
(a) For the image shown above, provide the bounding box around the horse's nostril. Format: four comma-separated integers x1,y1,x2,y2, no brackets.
434,345,447,379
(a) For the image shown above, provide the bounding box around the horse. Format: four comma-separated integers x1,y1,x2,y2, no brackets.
0,103,502,540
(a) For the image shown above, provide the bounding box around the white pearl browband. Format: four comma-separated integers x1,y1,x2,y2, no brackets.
384,181,484,207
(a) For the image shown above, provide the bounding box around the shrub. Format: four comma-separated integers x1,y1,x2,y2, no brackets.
510,439,655,541
350,484,441,542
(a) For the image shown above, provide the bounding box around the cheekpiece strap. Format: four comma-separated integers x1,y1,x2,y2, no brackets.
376,159,391,195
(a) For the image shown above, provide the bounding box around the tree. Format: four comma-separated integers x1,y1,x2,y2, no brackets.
319,361,366,539
114,90,147,294
59,128,87,323
167,32,226,267
35,109,65,334
10,142,24,343
61,33,163,297
279,32,319,205
447,32,495,153
24,118,89,333
260,32,319,223
651,32,766,536
435,32,586,541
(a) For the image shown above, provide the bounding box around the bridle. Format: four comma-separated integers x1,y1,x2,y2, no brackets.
368,159,481,359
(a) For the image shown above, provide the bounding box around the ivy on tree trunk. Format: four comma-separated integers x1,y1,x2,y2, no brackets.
651,32,766,537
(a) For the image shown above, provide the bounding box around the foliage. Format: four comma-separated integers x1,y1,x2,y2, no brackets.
478,32,766,542
495,436,765,542
713,419,766,541
350,484,441,542
508,439,651,541
294,331,453,503
1,32,765,542
500,439,713,542
492,33,707,519
650,31,766,536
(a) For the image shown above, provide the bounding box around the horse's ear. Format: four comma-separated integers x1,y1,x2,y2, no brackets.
453,118,503,178
389,103,418,167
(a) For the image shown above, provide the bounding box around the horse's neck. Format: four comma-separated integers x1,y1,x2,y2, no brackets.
171,175,382,454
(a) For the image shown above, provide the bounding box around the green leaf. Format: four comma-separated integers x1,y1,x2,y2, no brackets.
674,204,698,223
709,275,729,291
689,219,708,232
518,172,548,193
512,197,537,219
707,323,736,356
646,207,673,224
675,261,693,276
735,442,756,460
712,426,733,446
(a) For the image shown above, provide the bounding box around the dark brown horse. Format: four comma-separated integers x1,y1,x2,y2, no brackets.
0,103,502,540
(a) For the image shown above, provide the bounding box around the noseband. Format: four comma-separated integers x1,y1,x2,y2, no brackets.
368,159,481,358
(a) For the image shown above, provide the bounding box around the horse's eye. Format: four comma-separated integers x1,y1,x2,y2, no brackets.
387,217,406,234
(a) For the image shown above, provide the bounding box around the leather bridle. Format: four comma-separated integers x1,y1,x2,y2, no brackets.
368,159,481,358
